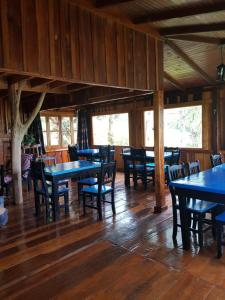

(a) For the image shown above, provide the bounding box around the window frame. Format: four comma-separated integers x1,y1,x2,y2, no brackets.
41,114,77,148
91,112,130,146
144,103,203,150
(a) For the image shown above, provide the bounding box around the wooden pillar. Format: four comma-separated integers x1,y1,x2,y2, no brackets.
153,90,167,212
211,88,218,154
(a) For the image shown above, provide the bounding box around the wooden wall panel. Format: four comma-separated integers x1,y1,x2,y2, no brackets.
92,15,107,84
1,0,24,70
78,8,94,83
134,31,147,90
125,28,134,88
36,0,51,75
105,19,118,86
157,40,164,90
147,37,156,90
0,0,160,91
69,4,80,80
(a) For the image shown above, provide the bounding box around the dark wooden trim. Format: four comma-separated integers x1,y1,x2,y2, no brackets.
161,22,225,36
133,2,225,24
166,40,215,85
168,35,221,45
95,0,133,8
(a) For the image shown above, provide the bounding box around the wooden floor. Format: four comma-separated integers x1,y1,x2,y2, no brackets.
1,173,225,299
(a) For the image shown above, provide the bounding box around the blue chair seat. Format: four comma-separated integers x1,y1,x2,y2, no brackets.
82,184,112,194
216,211,225,223
78,177,98,185
36,186,69,196
146,163,169,170
187,199,218,213
128,164,154,172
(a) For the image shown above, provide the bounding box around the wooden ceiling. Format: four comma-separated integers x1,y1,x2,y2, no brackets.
92,0,225,91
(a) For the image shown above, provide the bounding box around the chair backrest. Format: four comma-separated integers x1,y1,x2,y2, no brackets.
210,153,223,167
131,148,146,171
68,145,78,161
98,145,109,163
97,162,116,194
122,147,131,154
167,163,185,182
187,160,200,175
107,145,115,162
31,160,49,197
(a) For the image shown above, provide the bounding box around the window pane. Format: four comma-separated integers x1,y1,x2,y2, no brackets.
144,111,154,147
164,105,202,148
62,132,71,145
43,132,47,146
41,116,46,131
50,132,59,145
73,117,77,130
49,117,59,131
61,117,70,132
92,113,129,146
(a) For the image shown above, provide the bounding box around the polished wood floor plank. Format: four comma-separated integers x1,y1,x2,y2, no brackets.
0,173,224,299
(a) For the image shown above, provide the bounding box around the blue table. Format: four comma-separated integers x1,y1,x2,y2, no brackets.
169,164,225,249
45,160,101,220
77,148,115,159
122,151,172,187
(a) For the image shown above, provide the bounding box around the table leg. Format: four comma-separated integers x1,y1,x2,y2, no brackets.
52,178,60,221
179,195,190,250
124,158,130,187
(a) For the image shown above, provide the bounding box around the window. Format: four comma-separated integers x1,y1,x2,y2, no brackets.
144,105,202,148
41,115,77,147
92,113,129,146
144,111,154,147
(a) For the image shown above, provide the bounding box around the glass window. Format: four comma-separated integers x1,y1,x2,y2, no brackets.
73,117,77,144
144,111,154,147
61,117,72,145
49,117,59,146
92,113,129,146
164,105,202,148
144,105,202,148
41,116,47,146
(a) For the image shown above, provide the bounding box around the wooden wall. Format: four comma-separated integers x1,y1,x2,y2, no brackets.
0,97,11,165
0,0,161,91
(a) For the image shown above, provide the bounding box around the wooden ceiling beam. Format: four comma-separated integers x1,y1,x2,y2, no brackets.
168,35,221,45
48,81,71,89
161,22,225,36
133,2,225,24
166,40,215,85
95,0,133,8
164,72,185,91
8,74,32,84
30,78,54,88
67,84,93,93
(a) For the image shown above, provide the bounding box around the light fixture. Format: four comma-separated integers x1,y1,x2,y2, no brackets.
217,45,225,81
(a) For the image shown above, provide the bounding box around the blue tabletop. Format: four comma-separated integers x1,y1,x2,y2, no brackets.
77,148,115,155
123,151,172,158
169,164,225,195
45,160,101,176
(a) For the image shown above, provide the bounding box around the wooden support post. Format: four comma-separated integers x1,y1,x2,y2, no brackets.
153,90,167,213
211,88,218,154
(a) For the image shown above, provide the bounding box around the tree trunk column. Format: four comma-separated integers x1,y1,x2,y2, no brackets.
153,90,167,212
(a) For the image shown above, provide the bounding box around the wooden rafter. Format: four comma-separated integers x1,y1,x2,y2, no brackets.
95,0,133,8
164,72,184,91
49,81,71,89
133,2,225,24
166,40,215,85
30,78,54,88
161,22,225,36
168,35,221,45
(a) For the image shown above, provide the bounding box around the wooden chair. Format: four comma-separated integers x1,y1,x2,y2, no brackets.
68,145,79,161
82,162,116,220
130,148,154,190
215,211,225,258
165,147,180,166
168,163,186,240
210,153,223,167
31,160,69,219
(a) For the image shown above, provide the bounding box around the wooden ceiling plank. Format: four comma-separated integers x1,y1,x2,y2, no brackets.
49,81,71,89
134,2,225,24
95,0,134,8
168,34,221,45
166,40,215,85
164,72,185,91
67,84,92,93
161,22,225,36
8,74,32,84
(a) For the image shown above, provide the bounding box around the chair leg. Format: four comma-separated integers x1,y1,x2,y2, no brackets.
172,206,178,240
78,183,82,203
64,193,69,214
217,222,223,259
198,214,203,248
45,197,50,218
83,192,86,216
111,191,116,215
35,194,40,217
97,195,102,220
192,213,197,230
